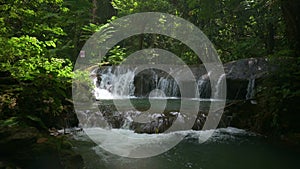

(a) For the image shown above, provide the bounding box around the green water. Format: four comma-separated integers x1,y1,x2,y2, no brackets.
73,98,299,169
97,98,226,112
72,128,299,169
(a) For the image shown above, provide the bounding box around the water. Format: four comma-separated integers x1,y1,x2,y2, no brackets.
83,67,299,168
93,66,214,99
246,78,255,100
214,74,226,99
72,127,299,169
74,96,299,169
157,77,179,97
93,67,136,99
94,88,113,100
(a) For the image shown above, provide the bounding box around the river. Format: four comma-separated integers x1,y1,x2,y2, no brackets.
71,127,299,169
70,66,299,169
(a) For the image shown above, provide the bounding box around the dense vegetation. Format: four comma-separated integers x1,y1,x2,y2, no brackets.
0,0,299,145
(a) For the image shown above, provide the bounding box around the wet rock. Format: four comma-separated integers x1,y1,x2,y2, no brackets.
0,126,84,169
223,58,269,100
0,126,39,152
224,58,269,80
98,57,269,100
91,58,270,133
192,113,206,130
99,105,125,128
131,114,176,134
60,150,84,169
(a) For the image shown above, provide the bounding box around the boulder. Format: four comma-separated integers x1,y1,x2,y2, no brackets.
0,126,84,169
96,57,269,100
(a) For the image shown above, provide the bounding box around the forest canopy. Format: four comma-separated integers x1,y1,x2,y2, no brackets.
0,0,299,133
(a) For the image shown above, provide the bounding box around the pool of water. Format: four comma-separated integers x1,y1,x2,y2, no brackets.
71,127,299,169
98,97,220,111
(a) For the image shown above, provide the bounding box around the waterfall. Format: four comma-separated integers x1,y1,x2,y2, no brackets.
94,88,113,100
245,78,255,100
197,73,211,98
93,66,217,99
93,67,136,99
156,77,179,97
85,66,231,134
197,78,206,94
111,70,135,97
214,74,226,99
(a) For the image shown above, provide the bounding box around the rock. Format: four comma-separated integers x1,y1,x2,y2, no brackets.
37,137,48,144
96,57,269,100
60,150,84,169
90,58,271,133
223,58,269,100
99,105,125,128
0,126,84,169
224,58,269,80
131,114,176,134
0,126,39,152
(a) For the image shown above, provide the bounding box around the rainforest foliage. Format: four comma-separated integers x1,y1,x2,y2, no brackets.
0,0,299,135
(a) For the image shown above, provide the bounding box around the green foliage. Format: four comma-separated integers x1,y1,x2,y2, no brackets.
181,51,200,65
105,46,127,65
112,0,172,16
0,117,19,127
59,0,93,61
80,21,116,45
14,57,73,116
108,0,300,137
256,56,300,134
0,36,42,62
0,0,84,128
80,19,130,65
0,0,298,133
3,56,73,81
72,69,95,103
73,70,94,89
0,34,74,121
110,0,287,64
0,115,47,130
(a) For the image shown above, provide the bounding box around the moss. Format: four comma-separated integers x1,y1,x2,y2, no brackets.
0,126,83,169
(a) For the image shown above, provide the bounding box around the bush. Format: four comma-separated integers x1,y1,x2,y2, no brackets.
256,56,300,135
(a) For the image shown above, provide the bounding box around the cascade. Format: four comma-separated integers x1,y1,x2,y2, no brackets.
157,77,179,97
245,78,255,100
93,67,136,99
93,66,216,99
214,74,226,99
74,66,233,135
197,72,211,98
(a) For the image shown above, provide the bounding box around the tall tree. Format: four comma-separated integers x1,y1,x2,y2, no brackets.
281,0,300,57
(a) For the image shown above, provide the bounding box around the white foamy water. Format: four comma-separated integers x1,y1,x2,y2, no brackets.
72,127,300,169
83,127,184,158
75,127,253,159
94,88,113,100
92,67,136,100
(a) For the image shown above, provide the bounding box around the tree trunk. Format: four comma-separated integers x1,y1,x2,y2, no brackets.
267,23,275,54
139,34,144,50
92,0,97,23
281,0,300,57
95,0,117,24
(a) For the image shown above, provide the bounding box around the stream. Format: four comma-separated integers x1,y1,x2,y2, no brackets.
70,66,299,169
71,127,299,169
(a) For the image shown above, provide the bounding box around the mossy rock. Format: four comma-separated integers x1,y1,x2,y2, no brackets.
0,126,84,169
